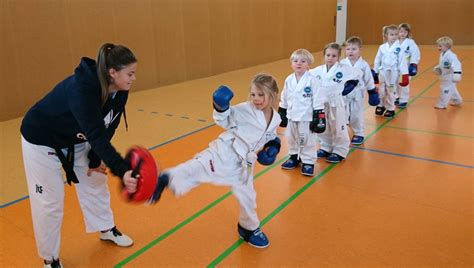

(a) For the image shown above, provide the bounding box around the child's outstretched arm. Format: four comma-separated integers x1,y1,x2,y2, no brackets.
212,85,235,129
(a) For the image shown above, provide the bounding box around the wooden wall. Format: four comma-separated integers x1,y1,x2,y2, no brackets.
347,0,474,45
0,0,336,121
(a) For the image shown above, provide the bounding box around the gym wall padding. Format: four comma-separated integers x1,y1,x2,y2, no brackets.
0,0,336,121
347,0,474,46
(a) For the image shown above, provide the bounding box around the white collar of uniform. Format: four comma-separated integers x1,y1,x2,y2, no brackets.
248,102,281,131
341,57,363,67
323,62,341,76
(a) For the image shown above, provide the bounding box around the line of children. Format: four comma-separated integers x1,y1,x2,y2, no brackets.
146,29,463,252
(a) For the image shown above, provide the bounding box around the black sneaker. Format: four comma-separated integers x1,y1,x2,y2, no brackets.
317,149,330,158
375,106,386,116
44,259,62,268
383,110,395,118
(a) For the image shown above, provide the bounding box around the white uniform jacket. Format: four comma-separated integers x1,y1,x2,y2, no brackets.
437,49,462,81
340,57,376,100
310,62,362,110
374,42,409,74
213,102,281,166
399,38,421,65
279,71,318,122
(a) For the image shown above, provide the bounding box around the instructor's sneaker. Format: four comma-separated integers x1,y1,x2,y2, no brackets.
147,173,170,204
44,259,62,268
375,106,386,116
317,149,330,158
281,155,300,170
383,110,395,118
394,98,400,106
237,223,269,248
351,135,364,145
301,164,314,176
326,153,345,163
100,226,133,247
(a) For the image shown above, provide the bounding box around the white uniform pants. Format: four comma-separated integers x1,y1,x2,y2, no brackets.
22,137,114,260
436,80,463,107
319,100,350,158
397,76,411,103
378,69,399,111
167,145,260,231
285,121,318,164
345,95,365,137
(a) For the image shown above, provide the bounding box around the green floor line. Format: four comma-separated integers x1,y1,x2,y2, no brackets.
114,156,288,267
383,125,474,139
206,77,441,267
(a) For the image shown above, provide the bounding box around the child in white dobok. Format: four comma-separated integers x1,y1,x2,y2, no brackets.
373,24,409,118
310,43,363,163
396,23,421,109
278,49,319,176
341,36,380,145
433,36,463,109
148,74,282,249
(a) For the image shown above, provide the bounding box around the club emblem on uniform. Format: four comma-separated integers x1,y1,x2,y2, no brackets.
335,72,343,79
407,46,410,51
443,61,450,68
303,86,312,98
395,47,401,54
36,184,43,194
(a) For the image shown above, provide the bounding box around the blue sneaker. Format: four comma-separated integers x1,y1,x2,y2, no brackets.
281,155,300,170
397,102,407,109
317,149,330,158
326,153,345,163
301,164,314,176
351,135,364,145
238,223,269,248
147,173,169,204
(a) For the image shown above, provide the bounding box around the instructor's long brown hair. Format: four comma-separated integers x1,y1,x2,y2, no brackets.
96,43,137,105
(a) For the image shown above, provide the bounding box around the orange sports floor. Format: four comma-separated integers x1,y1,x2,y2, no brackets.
0,45,473,267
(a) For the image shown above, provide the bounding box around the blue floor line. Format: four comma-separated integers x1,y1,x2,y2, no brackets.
0,195,30,209
351,146,474,169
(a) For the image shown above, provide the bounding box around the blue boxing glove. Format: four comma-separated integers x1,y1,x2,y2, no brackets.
408,63,418,76
367,88,380,106
371,69,379,84
213,85,234,112
257,137,281,166
342,80,359,96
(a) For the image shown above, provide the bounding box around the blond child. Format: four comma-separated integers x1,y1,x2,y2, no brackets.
433,36,463,109
279,49,319,176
